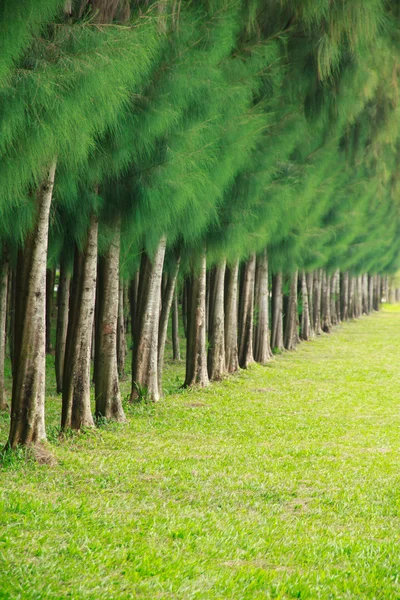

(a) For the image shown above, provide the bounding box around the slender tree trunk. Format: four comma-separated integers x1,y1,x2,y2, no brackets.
254,250,272,363
368,275,374,313
300,271,311,341
61,214,98,431
348,277,355,318
184,250,209,388
172,288,181,361
117,278,127,379
341,272,349,320
205,269,211,339
158,256,180,391
182,279,188,339
7,161,56,448
131,236,167,402
313,269,322,335
238,254,256,368
224,260,239,373
45,268,55,354
335,270,341,322
55,260,70,394
321,271,331,333
284,270,299,350
208,260,226,380
362,274,369,314
95,219,125,422
271,272,284,351
0,255,8,410
330,271,338,326
306,272,314,332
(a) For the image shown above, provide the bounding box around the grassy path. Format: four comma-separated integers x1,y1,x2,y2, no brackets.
2,308,400,599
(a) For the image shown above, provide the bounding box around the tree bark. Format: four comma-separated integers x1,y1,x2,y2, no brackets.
130,236,167,402
0,255,8,411
300,271,311,341
95,219,125,422
45,268,55,354
238,254,256,368
7,161,56,448
184,250,209,388
55,260,70,394
158,255,180,391
172,288,181,361
306,272,314,332
321,271,331,333
362,274,369,314
208,260,226,380
182,279,188,339
61,214,98,431
313,269,322,335
330,271,338,326
284,270,299,350
368,274,374,313
271,272,284,351
341,272,349,320
254,250,272,363
117,277,127,379
224,260,239,374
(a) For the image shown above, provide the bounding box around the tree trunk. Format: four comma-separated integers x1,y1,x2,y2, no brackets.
271,272,284,351
238,254,256,368
330,271,338,326
348,277,356,318
254,250,272,363
45,268,55,354
306,272,314,332
0,255,8,411
172,288,181,361
7,161,56,448
224,260,239,374
300,271,311,341
341,272,349,320
117,278,127,379
182,279,188,339
208,260,226,380
130,236,167,402
95,219,125,422
284,270,299,350
158,256,180,391
55,260,70,394
321,271,331,333
362,274,369,314
184,250,209,388
368,275,374,313
61,214,98,431
313,270,322,335
129,270,139,341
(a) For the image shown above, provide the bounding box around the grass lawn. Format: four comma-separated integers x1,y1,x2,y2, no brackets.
2,307,400,599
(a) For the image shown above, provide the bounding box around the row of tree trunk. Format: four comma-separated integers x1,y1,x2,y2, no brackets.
0,191,386,450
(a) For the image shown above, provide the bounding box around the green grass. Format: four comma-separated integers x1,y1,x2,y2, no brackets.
2,307,400,598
